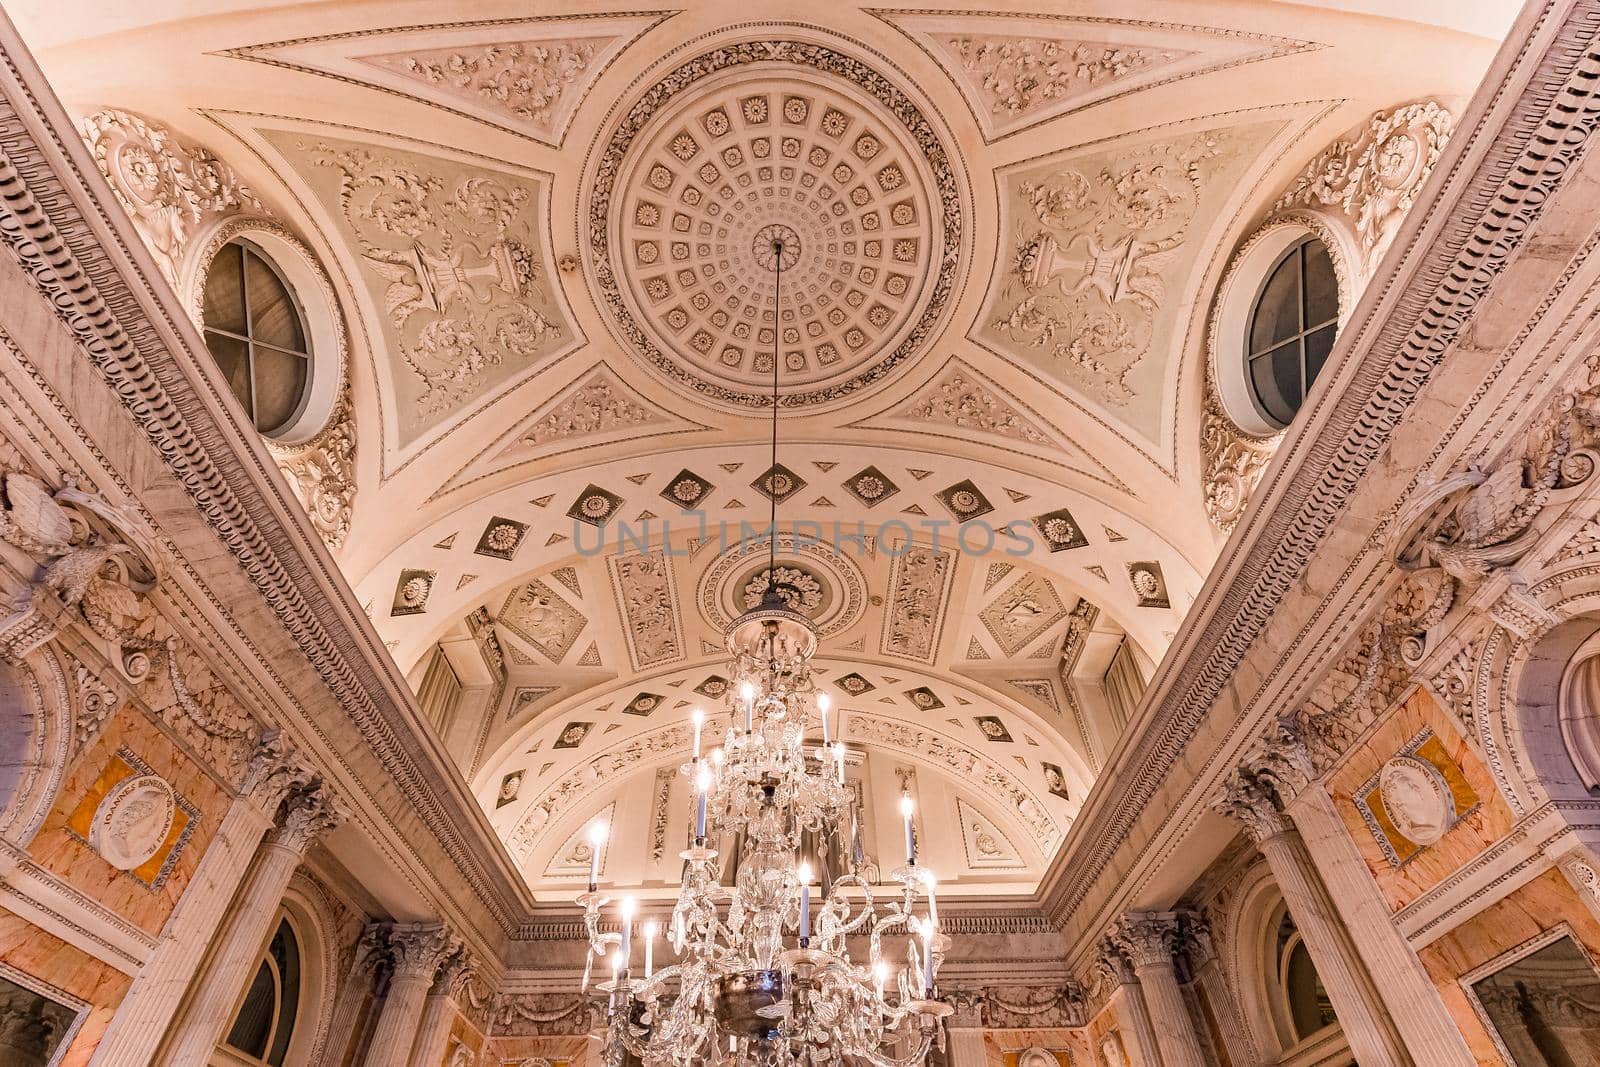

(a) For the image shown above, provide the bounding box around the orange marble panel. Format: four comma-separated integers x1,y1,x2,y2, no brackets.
62,751,193,886
483,1035,586,1066
0,907,132,1066
1416,868,1600,1067
26,704,229,936
990,1026,1088,1065
1324,689,1513,911
1086,998,1129,1067
441,1005,485,1065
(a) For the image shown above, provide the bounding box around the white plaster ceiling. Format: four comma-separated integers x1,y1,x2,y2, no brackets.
9,0,1513,899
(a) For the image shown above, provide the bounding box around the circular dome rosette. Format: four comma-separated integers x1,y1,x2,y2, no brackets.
587,37,962,411
698,535,866,639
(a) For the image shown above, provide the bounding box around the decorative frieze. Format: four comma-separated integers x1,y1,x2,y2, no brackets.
490,991,602,1037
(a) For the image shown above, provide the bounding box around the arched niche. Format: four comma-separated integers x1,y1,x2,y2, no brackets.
211,876,338,1067
1559,627,1600,792
0,645,72,847
1221,861,1349,1065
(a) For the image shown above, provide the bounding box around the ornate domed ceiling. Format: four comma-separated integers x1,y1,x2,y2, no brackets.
8,0,1510,901
588,39,962,409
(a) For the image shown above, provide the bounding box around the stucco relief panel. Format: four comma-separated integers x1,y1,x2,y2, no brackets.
873,11,1313,143
227,14,670,146
976,118,1285,441
262,130,576,444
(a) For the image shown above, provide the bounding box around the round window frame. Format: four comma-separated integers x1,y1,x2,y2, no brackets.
186,219,345,447
1210,215,1354,439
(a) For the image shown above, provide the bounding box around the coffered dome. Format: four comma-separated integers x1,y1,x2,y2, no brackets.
586,39,962,410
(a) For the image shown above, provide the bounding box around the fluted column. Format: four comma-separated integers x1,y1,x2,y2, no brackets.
363,923,462,1066
1099,938,1163,1067
1213,769,1410,1067
316,924,387,1067
942,990,987,1067
1112,914,1206,1067
1285,783,1476,1065
1181,914,1260,1067
90,733,319,1067
407,945,475,1067
161,778,343,1066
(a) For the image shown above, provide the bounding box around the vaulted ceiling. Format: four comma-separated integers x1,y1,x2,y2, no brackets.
9,0,1513,900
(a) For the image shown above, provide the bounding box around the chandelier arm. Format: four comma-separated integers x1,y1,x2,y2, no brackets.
856,1032,938,1067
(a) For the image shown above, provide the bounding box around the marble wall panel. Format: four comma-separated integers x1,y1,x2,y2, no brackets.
1324,689,1513,911
25,705,228,936
0,910,131,1066
1416,868,1600,1066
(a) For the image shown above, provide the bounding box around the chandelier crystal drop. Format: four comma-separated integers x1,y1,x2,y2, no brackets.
576,238,952,1065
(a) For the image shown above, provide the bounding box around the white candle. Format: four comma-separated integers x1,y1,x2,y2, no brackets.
834,741,845,785
609,948,622,1009
619,896,636,977
673,910,684,948
797,861,813,941
691,707,704,759
899,791,915,865
818,692,832,744
741,681,756,732
873,959,887,1002
643,920,657,978
694,764,710,840
921,921,934,993
587,820,608,892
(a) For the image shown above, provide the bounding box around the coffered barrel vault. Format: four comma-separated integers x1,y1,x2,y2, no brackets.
11,1,1593,1065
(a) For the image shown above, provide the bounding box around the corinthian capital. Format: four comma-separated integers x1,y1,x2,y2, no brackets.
943,988,985,1027
387,923,463,982
1111,912,1181,972
271,781,344,853
1096,935,1138,986
1177,910,1218,968
1211,769,1291,845
242,729,317,813
1246,717,1317,804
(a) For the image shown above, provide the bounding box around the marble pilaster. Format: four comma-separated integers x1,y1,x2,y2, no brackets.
1099,937,1163,1067
407,944,475,1067
1286,779,1475,1065
159,779,342,1066
1213,770,1409,1067
363,923,462,1066
1111,914,1205,1067
942,990,987,1067
1181,915,1259,1067
317,923,387,1067
88,733,320,1067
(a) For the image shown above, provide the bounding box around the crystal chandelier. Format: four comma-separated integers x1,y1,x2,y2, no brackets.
575,236,952,1066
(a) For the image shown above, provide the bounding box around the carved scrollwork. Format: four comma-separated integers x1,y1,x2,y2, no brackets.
1273,101,1454,274
1202,103,1454,533
81,108,262,286
0,468,161,676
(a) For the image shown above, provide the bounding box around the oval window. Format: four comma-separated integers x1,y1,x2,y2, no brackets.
201,239,313,438
1245,236,1339,429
